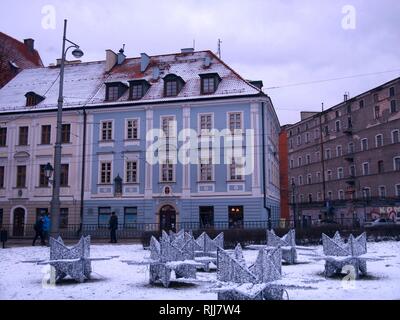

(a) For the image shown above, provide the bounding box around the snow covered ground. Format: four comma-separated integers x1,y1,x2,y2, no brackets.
0,241,399,300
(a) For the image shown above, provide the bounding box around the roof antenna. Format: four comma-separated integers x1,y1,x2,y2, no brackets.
217,39,222,58
119,44,125,54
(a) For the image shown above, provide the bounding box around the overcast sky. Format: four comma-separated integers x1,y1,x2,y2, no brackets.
1,0,399,125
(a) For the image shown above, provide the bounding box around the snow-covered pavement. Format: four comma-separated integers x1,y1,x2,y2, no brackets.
0,241,399,300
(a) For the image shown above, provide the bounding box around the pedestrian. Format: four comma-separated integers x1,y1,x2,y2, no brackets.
32,215,45,246
109,212,118,243
42,214,51,244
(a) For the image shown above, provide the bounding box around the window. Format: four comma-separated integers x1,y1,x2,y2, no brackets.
289,139,293,149
361,138,368,151
327,191,333,200
299,194,304,203
389,87,395,97
336,145,342,157
317,192,322,201
131,84,144,100
348,142,355,154
200,158,213,181
107,86,119,101
373,93,379,103
315,128,320,139
324,125,329,136
202,77,216,94
0,209,3,228
374,106,380,119
124,207,137,226
0,166,4,188
228,206,243,229
16,165,26,188
126,161,138,183
315,152,320,161
335,120,341,132
307,174,312,184
308,194,313,203
298,175,303,185
349,165,356,177
316,172,321,182
346,104,351,114
391,100,397,113
297,135,301,146
101,121,113,141
362,162,370,176
162,116,175,137
396,185,400,197
290,159,294,169
306,154,311,164
61,124,71,143
337,167,344,179
60,208,69,229
100,162,112,184
18,126,28,145
199,114,212,131
229,159,243,181
165,80,178,97
338,190,344,200
378,160,385,174
161,160,174,182
60,164,69,187
359,100,364,109
0,127,7,147
379,186,386,198
126,119,139,140
98,207,111,227
199,206,214,228
41,125,51,145
325,149,331,160
298,157,302,166
335,110,340,118
229,113,242,132
392,130,400,143
327,170,332,181
375,134,383,148
305,132,310,143
394,157,400,171
39,165,49,187
25,92,44,107
363,188,371,200
347,116,353,128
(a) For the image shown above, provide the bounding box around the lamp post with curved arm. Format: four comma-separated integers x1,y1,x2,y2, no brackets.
50,19,84,238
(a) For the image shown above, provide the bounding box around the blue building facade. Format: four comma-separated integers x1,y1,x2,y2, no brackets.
82,50,280,230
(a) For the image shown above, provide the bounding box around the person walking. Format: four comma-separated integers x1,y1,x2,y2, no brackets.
32,215,45,246
109,212,118,243
42,214,51,245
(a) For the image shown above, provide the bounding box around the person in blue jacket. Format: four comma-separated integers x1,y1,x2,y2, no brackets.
42,214,51,244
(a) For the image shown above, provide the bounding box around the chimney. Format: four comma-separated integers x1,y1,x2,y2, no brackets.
140,53,150,72
152,66,160,80
181,48,194,54
344,92,350,101
117,47,126,65
105,49,118,72
24,38,35,52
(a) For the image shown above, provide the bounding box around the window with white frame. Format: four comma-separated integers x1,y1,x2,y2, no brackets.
200,157,213,181
394,157,400,171
125,160,138,183
349,165,356,177
363,188,371,199
126,119,139,140
299,194,304,203
391,100,397,113
306,154,311,164
317,192,321,201
362,162,370,176
392,130,400,144
375,134,384,148
199,114,213,131
327,170,332,181
228,112,242,133
379,186,386,198
316,171,321,182
161,160,174,182
348,142,355,154
305,132,310,143
335,120,341,132
327,191,333,200
101,121,113,141
297,135,301,146
315,151,320,161
290,159,294,169
298,175,303,185
361,138,368,151
336,145,342,157
325,149,331,160
337,167,344,179
338,190,344,200
298,157,302,167
229,158,243,181
100,161,112,184
162,116,175,138
307,174,312,184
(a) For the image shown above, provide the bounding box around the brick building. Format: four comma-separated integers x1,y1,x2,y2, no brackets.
284,77,400,226
279,125,290,223
0,32,43,88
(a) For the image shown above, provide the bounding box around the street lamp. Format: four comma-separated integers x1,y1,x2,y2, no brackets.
50,19,84,238
291,181,297,229
44,163,54,180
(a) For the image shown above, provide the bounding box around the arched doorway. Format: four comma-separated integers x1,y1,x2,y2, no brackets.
13,207,25,237
159,205,176,232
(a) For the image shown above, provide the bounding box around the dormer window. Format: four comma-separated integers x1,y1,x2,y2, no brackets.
105,82,128,102
25,92,44,107
199,73,221,95
163,74,185,97
128,80,150,100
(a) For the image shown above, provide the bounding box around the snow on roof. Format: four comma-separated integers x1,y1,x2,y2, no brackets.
0,50,261,114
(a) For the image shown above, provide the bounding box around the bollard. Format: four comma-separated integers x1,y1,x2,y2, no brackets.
0,230,8,248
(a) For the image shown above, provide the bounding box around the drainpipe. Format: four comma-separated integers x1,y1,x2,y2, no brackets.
78,107,87,235
261,101,272,230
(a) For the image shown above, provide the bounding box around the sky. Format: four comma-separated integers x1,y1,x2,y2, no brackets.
1,0,399,125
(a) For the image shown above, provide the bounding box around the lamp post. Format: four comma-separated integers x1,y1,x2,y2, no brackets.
50,19,84,238
291,181,297,229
